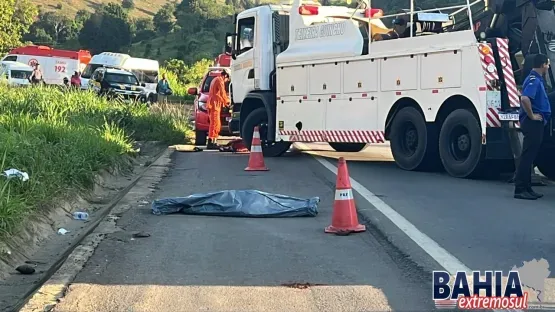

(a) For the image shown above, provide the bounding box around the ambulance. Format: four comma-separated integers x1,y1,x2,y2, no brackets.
2,45,92,85
81,52,159,103
227,0,555,179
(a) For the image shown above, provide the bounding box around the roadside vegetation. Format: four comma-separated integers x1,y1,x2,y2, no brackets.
160,58,212,102
0,83,191,237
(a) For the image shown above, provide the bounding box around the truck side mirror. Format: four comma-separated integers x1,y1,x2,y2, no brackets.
187,87,198,96
226,32,237,60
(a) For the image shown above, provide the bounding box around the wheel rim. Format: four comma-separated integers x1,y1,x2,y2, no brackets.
448,125,471,162
400,121,418,157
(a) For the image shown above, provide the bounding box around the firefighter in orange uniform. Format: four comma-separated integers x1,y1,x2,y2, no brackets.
206,69,231,149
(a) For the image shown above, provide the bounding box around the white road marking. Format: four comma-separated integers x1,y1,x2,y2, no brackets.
296,143,521,312
312,155,469,274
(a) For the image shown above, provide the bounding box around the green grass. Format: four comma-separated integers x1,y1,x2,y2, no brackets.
0,83,192,236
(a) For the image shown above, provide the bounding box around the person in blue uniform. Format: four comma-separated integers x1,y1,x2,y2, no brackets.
514,54,551,200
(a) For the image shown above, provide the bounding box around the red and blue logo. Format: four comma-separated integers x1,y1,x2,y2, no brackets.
433,271,528,310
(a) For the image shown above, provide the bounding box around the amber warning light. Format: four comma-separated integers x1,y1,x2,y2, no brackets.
299,5,319,15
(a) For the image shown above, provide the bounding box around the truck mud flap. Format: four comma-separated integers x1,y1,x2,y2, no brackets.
485,127,514,160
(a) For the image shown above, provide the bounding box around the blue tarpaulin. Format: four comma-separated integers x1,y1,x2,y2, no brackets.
151,190,319,218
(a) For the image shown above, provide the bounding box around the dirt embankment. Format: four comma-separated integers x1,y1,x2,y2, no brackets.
0,142,166,310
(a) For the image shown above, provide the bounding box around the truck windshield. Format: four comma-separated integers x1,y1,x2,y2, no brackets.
105,73,139,85
130,69,158,84
82,64,104,79
11,70,32,79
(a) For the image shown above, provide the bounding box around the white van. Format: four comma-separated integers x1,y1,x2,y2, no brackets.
81,52,159,102
0,61,33,86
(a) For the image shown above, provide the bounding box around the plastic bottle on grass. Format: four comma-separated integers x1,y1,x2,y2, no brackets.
73,212,89,220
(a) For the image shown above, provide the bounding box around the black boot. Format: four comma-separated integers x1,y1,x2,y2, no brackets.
527,188,544,198
206,139,219,150
514,190,538,200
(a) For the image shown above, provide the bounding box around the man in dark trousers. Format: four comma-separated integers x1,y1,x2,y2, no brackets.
514,54,551,200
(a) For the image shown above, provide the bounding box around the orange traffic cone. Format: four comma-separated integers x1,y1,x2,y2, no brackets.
325,157,366,235
245,126,269,171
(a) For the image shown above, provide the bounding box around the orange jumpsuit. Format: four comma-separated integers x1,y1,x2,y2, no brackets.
207,76,230,140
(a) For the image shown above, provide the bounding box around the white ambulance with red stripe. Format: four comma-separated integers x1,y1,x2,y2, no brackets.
2,45,92,85
228,0,555,179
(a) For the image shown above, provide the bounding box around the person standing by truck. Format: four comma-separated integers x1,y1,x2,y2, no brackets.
29,63,43,85
206,69,231,149
156,73,172,103
514,54,551,200
71,71,81,88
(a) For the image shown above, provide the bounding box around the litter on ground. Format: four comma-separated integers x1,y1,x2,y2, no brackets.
3,169,29,181
174,145,203,152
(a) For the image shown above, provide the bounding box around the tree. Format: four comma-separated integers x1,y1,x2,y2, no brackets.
143,43,152,57
101,3,128,20
122,0,135,9
28,12,74,44
153,3,176,34
132,18,156,43
79,11,132,54
24,28,53,45
0,0,38,53
75,10,91,25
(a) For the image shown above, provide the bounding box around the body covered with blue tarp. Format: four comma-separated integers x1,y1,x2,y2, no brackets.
152,190,319,218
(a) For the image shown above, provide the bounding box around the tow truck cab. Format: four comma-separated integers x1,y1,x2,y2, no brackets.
226,3,294,152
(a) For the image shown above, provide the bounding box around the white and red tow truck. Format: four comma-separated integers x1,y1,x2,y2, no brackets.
226,0,555,179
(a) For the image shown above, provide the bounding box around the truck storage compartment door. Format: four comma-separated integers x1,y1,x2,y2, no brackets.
420,51,462,90
380,56,418,92
277,65,325,141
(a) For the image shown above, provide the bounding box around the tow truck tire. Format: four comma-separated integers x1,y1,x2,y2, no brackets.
535,146,555,180
195,130,207,146
329,143,366,152
390,107,436,171
242,107,291,157
438,109,484,178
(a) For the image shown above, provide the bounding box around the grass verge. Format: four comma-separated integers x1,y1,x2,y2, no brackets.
0,83,192,237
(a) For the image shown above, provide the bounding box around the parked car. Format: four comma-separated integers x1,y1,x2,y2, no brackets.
188,68,232,145
89,67,147,102
0,61,33,86
81,52,159,103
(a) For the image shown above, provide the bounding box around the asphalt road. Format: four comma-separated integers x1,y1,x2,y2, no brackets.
53,147,434,312
295,143,555,305
297,143,555,271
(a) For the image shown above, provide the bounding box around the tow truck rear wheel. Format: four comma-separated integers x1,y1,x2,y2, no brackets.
242,107,291,157
438,109,484,178
390,107,438,171
329,143,367,152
